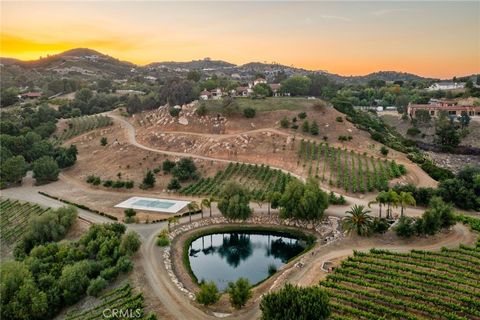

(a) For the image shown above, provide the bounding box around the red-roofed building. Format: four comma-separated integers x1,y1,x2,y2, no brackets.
407,103,480,118
19,92,42,99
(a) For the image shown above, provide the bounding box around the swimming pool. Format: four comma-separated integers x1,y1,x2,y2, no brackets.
115,197,190,213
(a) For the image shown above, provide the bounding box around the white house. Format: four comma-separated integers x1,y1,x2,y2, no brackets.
427,82,465,91
211,88,223,100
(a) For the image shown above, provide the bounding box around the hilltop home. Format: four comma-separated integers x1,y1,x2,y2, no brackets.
427,82,465,91
407,103,479,118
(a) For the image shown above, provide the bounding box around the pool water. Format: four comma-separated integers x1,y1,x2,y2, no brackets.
132,199,175,209
188,232,306,291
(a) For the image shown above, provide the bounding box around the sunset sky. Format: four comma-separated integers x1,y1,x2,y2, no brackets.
1,1,479,78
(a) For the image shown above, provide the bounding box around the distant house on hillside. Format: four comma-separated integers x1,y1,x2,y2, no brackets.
269,83,282,96
407,103,479,118
427,82,465,91
211,88,223,100
235,86,251,97
199,90,212,100
19,92,42,100
253,77,267,86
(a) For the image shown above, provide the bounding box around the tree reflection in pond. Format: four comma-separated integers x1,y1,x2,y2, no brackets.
188,232,306,291
217,233,253,268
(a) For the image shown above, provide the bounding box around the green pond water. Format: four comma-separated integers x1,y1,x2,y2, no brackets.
188,231,307,291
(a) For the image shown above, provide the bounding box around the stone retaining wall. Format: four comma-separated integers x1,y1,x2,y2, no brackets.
162,215,344,300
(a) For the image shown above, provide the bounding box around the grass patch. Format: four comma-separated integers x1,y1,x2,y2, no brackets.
181,224,316,286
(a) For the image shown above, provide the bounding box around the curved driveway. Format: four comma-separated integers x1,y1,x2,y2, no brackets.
1,113,434,320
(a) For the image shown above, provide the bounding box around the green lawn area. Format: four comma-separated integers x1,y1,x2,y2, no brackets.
204,97,314,112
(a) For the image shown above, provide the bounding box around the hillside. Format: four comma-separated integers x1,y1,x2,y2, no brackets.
1,48,434,86
0,48,135,87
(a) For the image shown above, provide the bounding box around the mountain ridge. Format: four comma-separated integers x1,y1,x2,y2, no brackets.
0,48,443,82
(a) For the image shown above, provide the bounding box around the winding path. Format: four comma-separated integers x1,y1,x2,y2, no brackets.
2,112,473,320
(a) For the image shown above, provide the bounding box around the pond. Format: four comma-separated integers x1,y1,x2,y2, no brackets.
188,231,307,291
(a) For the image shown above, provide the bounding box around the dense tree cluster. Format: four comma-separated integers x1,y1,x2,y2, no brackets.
392,166,480,211
1,222,141,320
395,197,456,237
0,105,78,187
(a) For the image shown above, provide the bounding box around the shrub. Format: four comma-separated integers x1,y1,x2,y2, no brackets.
87,277,108,297
227,278,252,309
310,121,319,135
103,179,113,187
406,127,421,136
335,116,343,122
301,120,310,133
196,103,208,116
169,107,181,117
116,256,134,273
395,216,415,238
260,284,330,320
280,117,290,128
371,217,390,234
168,178,181,190
380,146,389,156
298,112,307,119
196,281,220,306
162,159,176,173
120,231,142,255
243,107,256,118
142,170,156,188
100,137,108,146
328,191,346,205
156,235,170,247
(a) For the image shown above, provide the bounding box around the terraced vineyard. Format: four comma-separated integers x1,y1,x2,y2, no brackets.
297,140,406,193
54,115,112,144
180,162,295,200
64,283,152,320
0,198,50,247
321,243,480,320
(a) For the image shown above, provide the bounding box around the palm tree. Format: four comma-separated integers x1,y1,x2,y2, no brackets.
167,216,179,232
398,191,416,217
201,197,213,218
368,191,388,218
187,201,200,223
343,205,373,236
386,190,399,219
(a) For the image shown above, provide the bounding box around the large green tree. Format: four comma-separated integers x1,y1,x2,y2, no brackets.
33,156,60,184
218,182,252,220
281,76,311,96
279,178,329,223
1,155,27,184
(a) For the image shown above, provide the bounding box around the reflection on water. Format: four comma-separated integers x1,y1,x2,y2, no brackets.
188,232,305,291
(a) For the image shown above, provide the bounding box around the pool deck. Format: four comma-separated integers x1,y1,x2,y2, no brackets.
115,196,191,213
